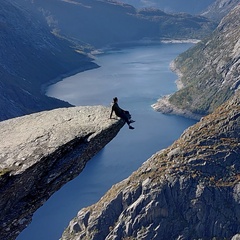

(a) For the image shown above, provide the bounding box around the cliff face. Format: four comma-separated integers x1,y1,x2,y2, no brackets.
0,106,124,240
0,0,97,121
61,90,240,240
152,4,240,119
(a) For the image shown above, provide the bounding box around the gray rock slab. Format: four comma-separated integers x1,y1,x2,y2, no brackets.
0,105,124,240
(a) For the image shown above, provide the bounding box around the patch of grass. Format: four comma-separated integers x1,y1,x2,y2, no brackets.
0,168,11,177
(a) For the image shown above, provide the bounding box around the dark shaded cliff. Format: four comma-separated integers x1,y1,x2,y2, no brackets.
0,106,124,240
153,4,240,119
61,90,240,240
0,0,97,121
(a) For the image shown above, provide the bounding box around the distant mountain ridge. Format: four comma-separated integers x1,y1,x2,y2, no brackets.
120,0,240,22
23,0,216,48
118,0,215,14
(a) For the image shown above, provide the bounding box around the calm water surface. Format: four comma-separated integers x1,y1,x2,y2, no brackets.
18,43,196,240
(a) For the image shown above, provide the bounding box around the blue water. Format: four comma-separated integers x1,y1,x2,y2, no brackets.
17,43,196,240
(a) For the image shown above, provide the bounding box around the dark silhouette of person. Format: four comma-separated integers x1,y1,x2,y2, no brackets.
110,97,135,129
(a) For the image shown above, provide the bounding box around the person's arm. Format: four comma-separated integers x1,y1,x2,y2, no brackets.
110,107,113,119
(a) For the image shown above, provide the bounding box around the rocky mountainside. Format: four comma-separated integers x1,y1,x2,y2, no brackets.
153,4,240,119
61,90,240,240
201,0,240,22
22,0,216,48
0,0,97,121
0,106,124,240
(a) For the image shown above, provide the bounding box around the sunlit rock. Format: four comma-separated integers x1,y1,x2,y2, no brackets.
0,106,124,240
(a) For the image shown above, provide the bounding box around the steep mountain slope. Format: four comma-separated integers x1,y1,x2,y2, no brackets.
0,0,97,121
22,0,216,48
202,0,240,22
153,4,240,119
61,90,240,240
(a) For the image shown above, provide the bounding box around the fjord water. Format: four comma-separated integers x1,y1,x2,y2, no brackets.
18,43,196,240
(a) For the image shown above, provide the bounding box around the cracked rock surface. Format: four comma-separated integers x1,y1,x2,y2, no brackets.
0,106,124,240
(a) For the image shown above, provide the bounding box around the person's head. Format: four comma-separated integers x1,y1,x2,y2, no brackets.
113,97,118,103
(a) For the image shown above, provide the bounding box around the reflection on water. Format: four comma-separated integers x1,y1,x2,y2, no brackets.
17,43,196,240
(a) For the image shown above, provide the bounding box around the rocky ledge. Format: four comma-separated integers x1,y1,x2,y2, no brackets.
0,106,124,240
62,91,240,240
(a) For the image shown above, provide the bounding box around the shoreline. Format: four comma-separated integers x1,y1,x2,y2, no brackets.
161,39,200,44
97,38,200,53
41,62,99,98
170,60,184,90
152,59,203,121
151,95,203,120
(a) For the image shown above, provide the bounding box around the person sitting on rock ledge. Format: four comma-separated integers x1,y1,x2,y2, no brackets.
110,97,135,129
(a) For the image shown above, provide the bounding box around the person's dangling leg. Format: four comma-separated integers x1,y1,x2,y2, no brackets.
124,110,135,123
120,112,134,129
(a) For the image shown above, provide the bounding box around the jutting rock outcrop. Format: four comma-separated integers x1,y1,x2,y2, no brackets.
23,0,216,48
0,106,124,240
61,90,240,240
152,4,240,119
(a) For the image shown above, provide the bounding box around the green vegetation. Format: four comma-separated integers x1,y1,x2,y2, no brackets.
0,168,11,177
167,12,239,116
